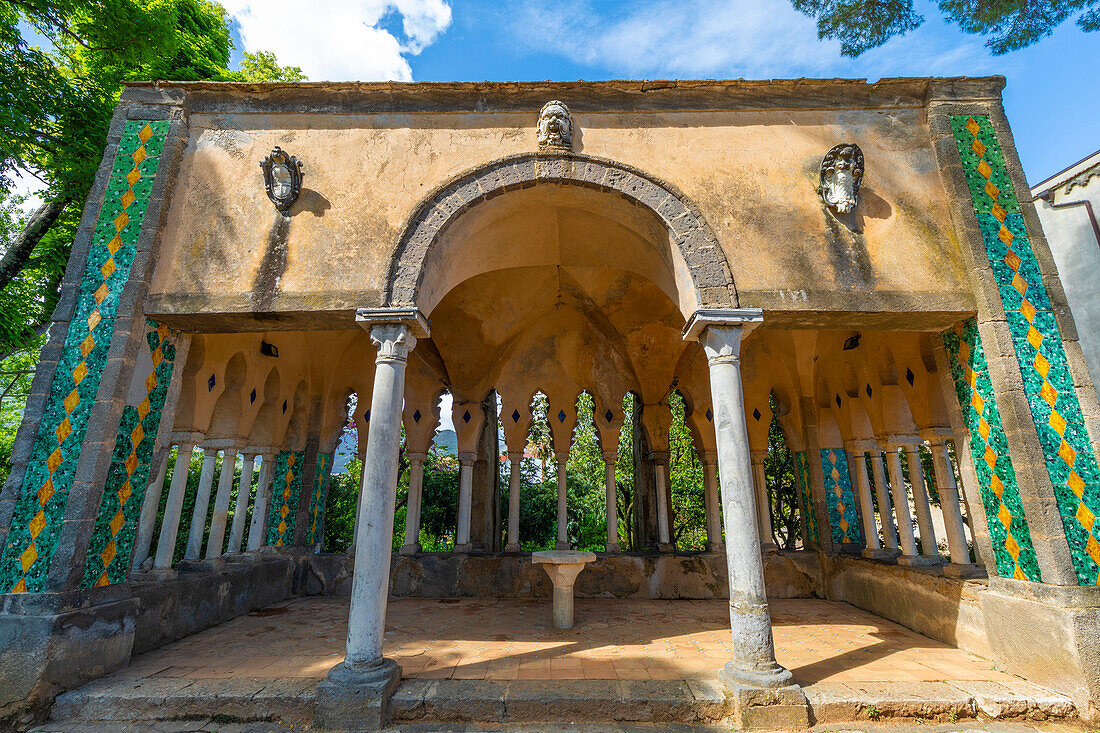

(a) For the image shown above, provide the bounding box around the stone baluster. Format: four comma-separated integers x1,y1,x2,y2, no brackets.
184,447,219,561
701,450,724,552
400,451,426,555
603,450,620,552
130,445,170,573
928,440,981,576
454,452,476,552
205,447,238,559
848,443,888,559
885,443,930,566
226,452,256,554
246,452,275,551
868,449,899,553
152,441,197,574
750,449,777,552
900,439,941,563
652,450,673,551
504,452,523,552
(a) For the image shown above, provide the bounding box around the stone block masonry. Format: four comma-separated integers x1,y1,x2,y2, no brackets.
0,120,170,593
951,114,1100,585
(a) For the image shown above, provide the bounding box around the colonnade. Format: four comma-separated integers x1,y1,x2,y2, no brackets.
129,439,275,576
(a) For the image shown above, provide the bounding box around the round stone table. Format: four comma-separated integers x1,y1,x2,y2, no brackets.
531,550,597,630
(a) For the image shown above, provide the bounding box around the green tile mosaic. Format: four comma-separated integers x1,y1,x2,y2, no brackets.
952,114,1100,584
81,322,178,587
305,452,332,546
942,319,1042,581
266,450,304,546
795,451,819,543
0,121,169,593
820,448,861,545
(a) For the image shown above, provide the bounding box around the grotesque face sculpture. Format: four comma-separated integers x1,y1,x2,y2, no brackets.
537,100,573,150
819,143,864,214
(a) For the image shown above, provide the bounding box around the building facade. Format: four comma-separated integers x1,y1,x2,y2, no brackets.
1,77,1099,728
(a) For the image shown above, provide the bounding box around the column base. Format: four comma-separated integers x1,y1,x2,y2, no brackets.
453,543,473,553
897,554,941,567
720,663,808,729
861,547,895,560
398,543,420,556
657,542,675,553
555,541,571,551
315,657,400,731
943,562,986,579
504,543,520,553
760,542,779,554
604,543,620,553
706,542,725,553
130,567,177,583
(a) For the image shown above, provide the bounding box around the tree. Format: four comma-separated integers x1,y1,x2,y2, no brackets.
791,0,1100,56
237,50,306,82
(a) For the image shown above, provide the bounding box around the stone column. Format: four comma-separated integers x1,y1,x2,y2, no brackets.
400,452,426,555
884,444,928,565
868,450,899,552
603,449,620,552
652,451,673,551
750,449,777,552
929,441,980,576
555,452,570,550
685,310,805,725
152,442,196,573
318,318,417,729
454,452,476,552
205,447,238,559
130,445,170,573
701,451,724,552
183,447,218,560
849,445,887,559
504,452,523,552
227,452,256,554
246,452,275,552
900,440,941,562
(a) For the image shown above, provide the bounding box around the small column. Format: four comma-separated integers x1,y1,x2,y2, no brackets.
400,452,426,555
701,451,724,552
131,445,171,573
152,442,197,573
603,450,620,552
454,451,476,552
555,452,570,550
349,448,366,554
750,449,777,552
900,440,941,563
246,452,275,552
868,450,899,552
849,445,887,559
184,447,218,560
652,451,673,551
317,317,418,730
205,447,238,559
687,310,804,723
504,452,523,552
227,452,257,554
929,441,980,576
885,444,928,565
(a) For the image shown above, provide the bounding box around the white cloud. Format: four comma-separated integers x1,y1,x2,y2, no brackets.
508,0,1005,80
221,0,452,81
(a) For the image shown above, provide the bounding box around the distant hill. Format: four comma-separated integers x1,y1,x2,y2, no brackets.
433,429,457,455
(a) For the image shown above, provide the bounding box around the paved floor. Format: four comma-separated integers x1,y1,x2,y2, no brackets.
114,596,1016,687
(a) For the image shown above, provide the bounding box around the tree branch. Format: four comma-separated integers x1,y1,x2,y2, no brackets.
0,196,67,292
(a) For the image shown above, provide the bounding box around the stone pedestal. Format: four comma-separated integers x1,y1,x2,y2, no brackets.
315,658,401,731
722,679,811,729
532,550,596,629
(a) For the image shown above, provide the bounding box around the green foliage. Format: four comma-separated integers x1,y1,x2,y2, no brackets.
791,0,1099,55
235,50,306,82
766,394,802,549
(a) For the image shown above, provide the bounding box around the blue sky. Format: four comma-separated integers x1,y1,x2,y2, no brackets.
223,0,1096,185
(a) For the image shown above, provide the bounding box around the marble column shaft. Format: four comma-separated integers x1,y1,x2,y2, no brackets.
184,448,219,560
750,450,775,549
930,443,971,565
246,453,275,552
868,451,899,551
885,447,919,558
455,452,475,550
505,452,523,552
555,453,570,550
653,451,671,547
227,453,256,554
402,452,426,552
701,452,724,551
603,450,620,552
131,445,170,572
851,449,881,551
902,443,940,559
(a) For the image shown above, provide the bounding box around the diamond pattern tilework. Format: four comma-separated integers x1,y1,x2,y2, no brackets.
82,322,178,587
942,320,1041,581
820,449,861,545
795,451,819,543
0,120,169,593
952,114,1100,585
306,452,333,546
266,451,304,547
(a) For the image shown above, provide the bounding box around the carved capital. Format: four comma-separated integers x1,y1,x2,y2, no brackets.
699,324,746,365
370,324,416,364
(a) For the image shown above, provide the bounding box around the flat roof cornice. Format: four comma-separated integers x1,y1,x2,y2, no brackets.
120,76,1006,114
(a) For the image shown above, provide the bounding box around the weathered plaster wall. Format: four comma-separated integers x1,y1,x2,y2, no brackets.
143,81,974,330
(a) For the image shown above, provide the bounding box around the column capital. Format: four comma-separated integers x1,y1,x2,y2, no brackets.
407,451,427,463
886,435,922,450
919,426,952,445
355,307,430,338
368,324,417,364
601,450,618,463
507,451,524,463
457,451,477,465
843,439,877,454
699,449,718,465
749,448,768,463
682,308,764,341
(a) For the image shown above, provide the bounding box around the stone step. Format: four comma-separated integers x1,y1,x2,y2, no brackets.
804,680,1077,722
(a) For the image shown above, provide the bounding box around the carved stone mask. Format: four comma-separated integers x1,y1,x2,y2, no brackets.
537,100,573,150
819,143,864,214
